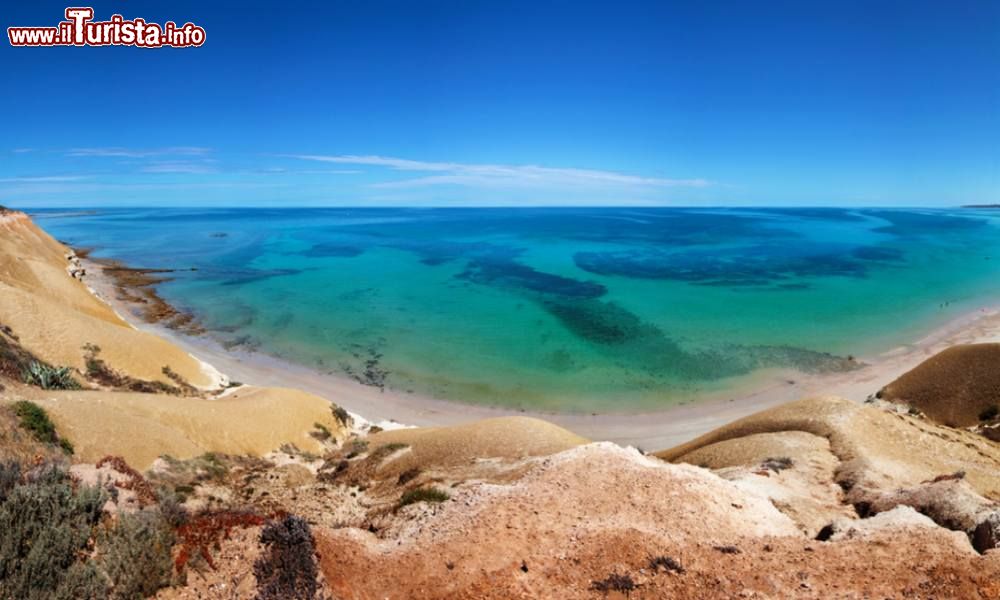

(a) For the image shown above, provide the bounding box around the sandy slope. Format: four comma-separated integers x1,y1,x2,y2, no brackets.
0,211,347,468
0,211,219,387
9,383,343,470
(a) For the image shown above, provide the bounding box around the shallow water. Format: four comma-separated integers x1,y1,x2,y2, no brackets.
33,207,1000,412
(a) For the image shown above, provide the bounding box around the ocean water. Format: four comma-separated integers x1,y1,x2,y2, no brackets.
32,207,1000,412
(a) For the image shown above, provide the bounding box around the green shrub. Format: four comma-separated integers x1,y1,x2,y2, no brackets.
254,515,319,600
398,487,449,508
0,466,109,599
311,423,332,441
12,400,57,444
21,361,80,390
83,344,178,395
51,562,108,600
331,405,351,427
98,510,176,599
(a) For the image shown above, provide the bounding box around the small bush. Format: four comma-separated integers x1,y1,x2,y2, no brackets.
648,555,685,574
0,465,109,599
345,439,369,459
162,366,198,396
591,573,636,595
254,515,320,600
158,490,189,528
83,344,178,395
311,423,332,441
98,510,176,599
331,405,351,427
980,405,999,422
21,361,80,390
398,487,449,508
12,400,57,444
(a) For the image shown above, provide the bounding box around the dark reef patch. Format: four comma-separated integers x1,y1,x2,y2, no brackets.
868,210,987,236
851,246,904,262
300,243,365,258
541,298,646,345
389,240,523,267
535,296,860,381
459,259,606,299
574,244,904,288
219,268,304,286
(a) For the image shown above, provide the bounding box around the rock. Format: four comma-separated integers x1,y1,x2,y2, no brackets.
981,426,1000,443
972,513,1000,553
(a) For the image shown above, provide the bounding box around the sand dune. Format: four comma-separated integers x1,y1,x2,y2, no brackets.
879,343,1000,426
369,416,586,471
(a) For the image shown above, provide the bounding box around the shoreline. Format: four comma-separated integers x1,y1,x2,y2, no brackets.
79,253,1000,450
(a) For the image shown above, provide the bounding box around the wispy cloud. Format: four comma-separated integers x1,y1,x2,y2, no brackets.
0,175,89,183
67,146,212,158
11,148,34,154
255,167,362,175
287,154,710,189
141,160,217,174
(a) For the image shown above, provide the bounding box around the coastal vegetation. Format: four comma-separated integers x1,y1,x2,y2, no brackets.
254,516,321,600
398,487,450,508
83,343,183,395
12,400,73,454
21,361,80,390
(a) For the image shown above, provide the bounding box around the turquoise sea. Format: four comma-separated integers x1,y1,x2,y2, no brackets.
32,207,1000,412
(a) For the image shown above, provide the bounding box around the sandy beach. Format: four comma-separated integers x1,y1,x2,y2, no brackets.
78,254,1000,450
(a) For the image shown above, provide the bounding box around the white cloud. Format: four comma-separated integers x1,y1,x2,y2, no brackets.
0,175,89,183
287,154,710,189
67,146,211,158
11,148,34,154
141,160,217,174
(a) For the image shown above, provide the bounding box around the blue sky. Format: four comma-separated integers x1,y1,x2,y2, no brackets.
2,1,998,207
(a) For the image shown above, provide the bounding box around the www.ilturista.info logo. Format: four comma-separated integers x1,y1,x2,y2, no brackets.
8,7,205,48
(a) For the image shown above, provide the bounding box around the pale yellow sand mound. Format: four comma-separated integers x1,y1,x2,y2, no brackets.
879,343,1000,427
367,416,587,475
11,385,345,470
656,395,1000,499
0,211,215,387
678,431,855,536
